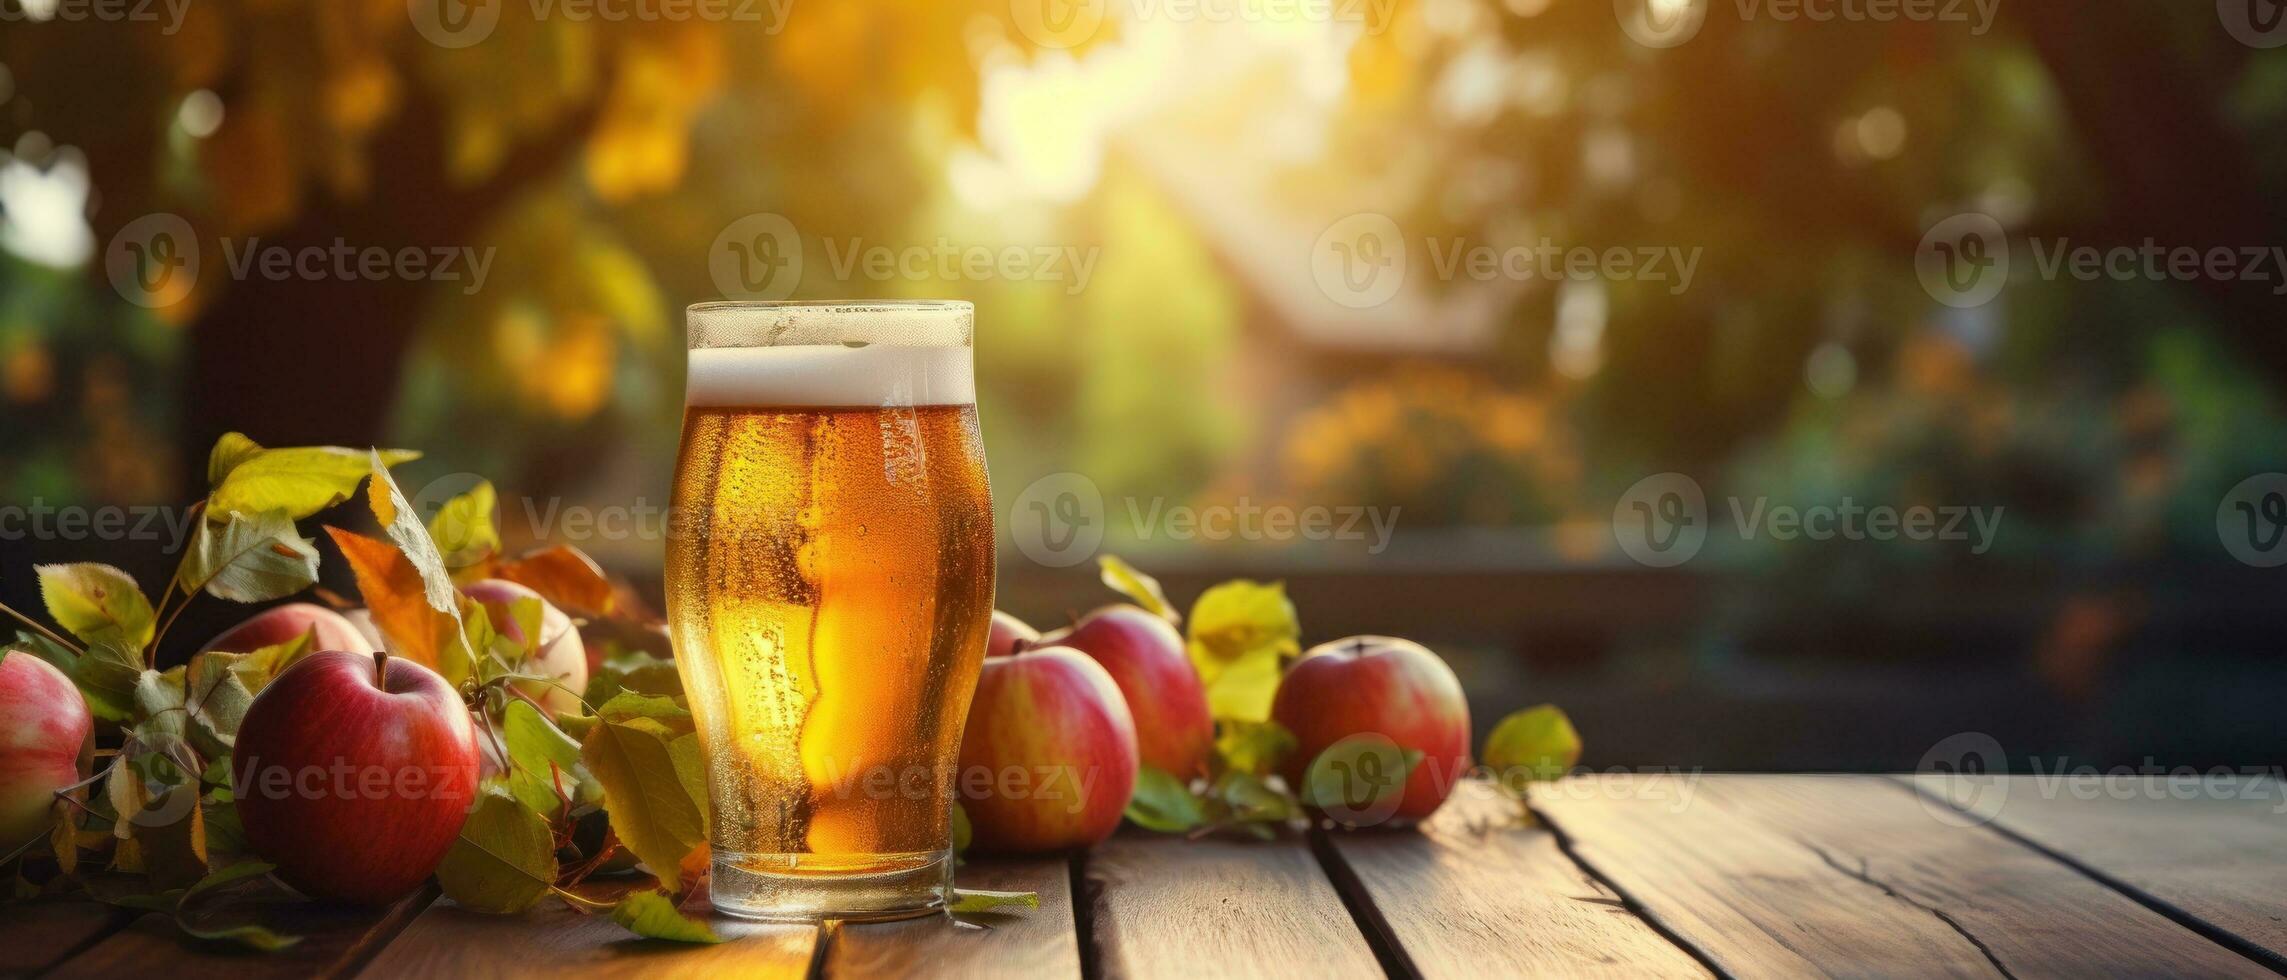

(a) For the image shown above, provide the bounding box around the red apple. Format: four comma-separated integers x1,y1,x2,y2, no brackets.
1042,605,1213,778
201,603,371,655
233,651,480,905
460,579,588,715
0,650,94,848
957,645,1137,853
986,610,1040,658
1273,636,1471,825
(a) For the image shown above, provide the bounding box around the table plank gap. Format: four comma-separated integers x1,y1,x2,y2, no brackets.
1524,790,1734,980
1,901,132,977
357,881,823,979
43,880,436,980
1317,781,1713,979
322,882,439,979
1898,774,2287,975
1307,830,1425,980
1086,832,1380,980
1069,848,1102,980
822,857,1080,978
1536,773,2274,978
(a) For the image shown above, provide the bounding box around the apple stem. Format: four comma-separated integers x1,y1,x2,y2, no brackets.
373,648,388,687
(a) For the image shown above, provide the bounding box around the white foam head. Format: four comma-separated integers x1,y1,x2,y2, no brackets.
684,302,974,408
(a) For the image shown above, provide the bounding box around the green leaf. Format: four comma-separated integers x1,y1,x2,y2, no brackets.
610,890,723,943
668,734,711,841
365,452,477,681
1214,719,1297,778
176,510,321,603
1098,555,1178,623
951,802,972,855
436,784,557,914
1208,770,1295,825
582,717,706,889
219,633,316,694
1185,580,1299,722
94,851,300,952
201,791,250,862
428,479,501,569
106,893,183,914
134,667,191,742
1299,733,1422,825
948,889,1040,915
177,920,302,952
206,432,265,487
585,650,684,707
1123,766,1207,833
366,453,460,617
15,631,139,722
183,652,261,758
500,698,595,814
181,860,275,905
207,442,420,521
596,691,692,724
1482,704,1582,793
36,563,156,651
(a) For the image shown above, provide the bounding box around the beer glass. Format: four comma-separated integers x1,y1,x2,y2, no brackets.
666,301,995,921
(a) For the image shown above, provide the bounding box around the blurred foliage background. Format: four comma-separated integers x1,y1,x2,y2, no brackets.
2,0,2284,766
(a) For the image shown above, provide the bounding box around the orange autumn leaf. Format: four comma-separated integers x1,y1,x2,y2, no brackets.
496,545,615,618
677,842,710,889
326,526,458,672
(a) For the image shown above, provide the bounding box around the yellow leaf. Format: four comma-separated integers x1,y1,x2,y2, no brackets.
582,717,706,890
1099,555,1178,623
207,444,419,521
1185,580,1299,722
1482,705,1582,792
36,563,155,652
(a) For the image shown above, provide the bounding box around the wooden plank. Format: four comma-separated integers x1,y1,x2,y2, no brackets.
1536,773,2273,978
0,902,132,976
358,886,819,979
1318,781,1709,979
1084,833,1379,980
45,882,434,980
824,857,1080,978
1908,772,2287,968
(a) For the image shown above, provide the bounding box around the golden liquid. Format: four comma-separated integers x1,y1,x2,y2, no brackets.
666,404,994,877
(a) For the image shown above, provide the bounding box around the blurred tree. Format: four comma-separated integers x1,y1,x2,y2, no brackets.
1329,1,2286,467
0,1,1001,497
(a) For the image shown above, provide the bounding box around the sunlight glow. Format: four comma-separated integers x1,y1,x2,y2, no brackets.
0,142,95,269
966,13,1364,207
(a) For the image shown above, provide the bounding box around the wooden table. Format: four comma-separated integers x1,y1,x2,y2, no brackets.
11,775,2286,978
